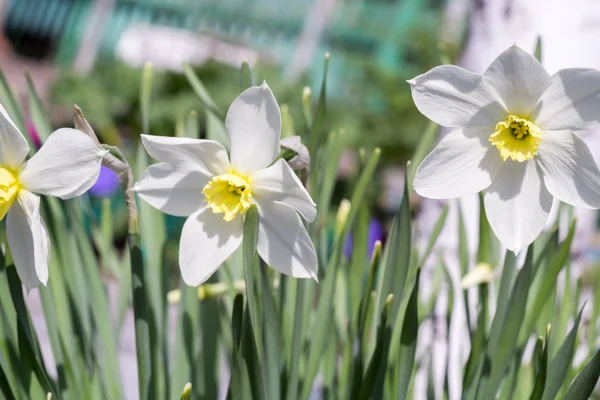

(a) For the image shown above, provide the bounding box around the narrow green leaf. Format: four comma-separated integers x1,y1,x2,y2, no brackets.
564,348,600,400
541,307,584,400
259,263,281,399
418,204,449,267
26,73,52,141
374,166,412,332
182,64,229,146
358,298,392,400
301,149,381,399
525,222,575,334
230,294,252,400
241,62,252,91
284,279,305,400
307,53,330,165
170,282,200,400
185,110,199,139
408,121,438,185
534,36,543,63
478,245,537,399
129,235,152,400
140,62,153,134
0,67,27,135
397,270,421,400
530,326,550,400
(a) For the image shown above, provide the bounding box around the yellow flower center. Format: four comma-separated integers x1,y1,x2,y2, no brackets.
489,115,542,162
202,173,253,221
0,167,20,221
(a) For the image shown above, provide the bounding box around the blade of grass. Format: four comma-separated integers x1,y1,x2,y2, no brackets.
563,348,600,400
541,307,584,400
301,148,381,400
530,325,550,400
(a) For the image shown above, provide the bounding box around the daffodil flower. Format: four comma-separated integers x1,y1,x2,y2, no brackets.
0,105,106,289
133,82,318,286
410,45,600,251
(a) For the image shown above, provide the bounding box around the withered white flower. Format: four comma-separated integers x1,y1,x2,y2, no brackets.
410,45,600,251
0,105,106,289
133,82,318,286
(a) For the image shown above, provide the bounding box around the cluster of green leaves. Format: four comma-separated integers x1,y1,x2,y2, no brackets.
0,52,599,400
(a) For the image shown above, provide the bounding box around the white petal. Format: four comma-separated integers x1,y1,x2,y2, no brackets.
484,161,552,252
0,102,29,168
251,159,316,222
19,128,106,199
6,190,50,289
414,129,503,199
256,201,318,280
226,82,281,174
408,65,506,129
178,207,243,286
536,130,600,208
133,162,208,217
481,45,551,116
531,68,600,131
141,135,230,176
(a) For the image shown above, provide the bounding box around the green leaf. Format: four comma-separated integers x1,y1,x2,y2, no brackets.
534,36,543,63
373,166,412,335
530,326,550,400
408,121,438,185
541,307,584,400
0,67,27,136
170,282,200,400
26,73,53,142
525,222,575,335
240,62,252,91
477,245,537,399
301,148,381,399
284,279,305,400
182,64,229,146
258,263,281,399
418,204,448,267
129,235,152,400
564,348,600,400
307,53,330,166
397,270,421,400
140,63,153,134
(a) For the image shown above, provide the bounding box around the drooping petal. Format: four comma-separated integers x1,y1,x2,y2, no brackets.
178,207,243,286
536,130,600,208
19,128,106,199
251,159,316,222
141,135,230,176
6,190,50,289
226,82,281,174
133,162,209,217
484,160,552,252
408,65,506,129
531,68,600,131
0,102,29,168
414,129,503,199
256,201,318,280
481,45,551,116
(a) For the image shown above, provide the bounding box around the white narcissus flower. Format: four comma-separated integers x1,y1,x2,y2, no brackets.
0,105,106,289
133,82,318,286
410,45,600,252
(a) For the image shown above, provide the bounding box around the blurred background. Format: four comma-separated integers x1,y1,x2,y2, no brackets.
0,0,465,244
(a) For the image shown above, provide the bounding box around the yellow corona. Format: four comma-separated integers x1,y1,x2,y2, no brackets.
489,115,542,162
0,167,20,220
202,173,253,221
